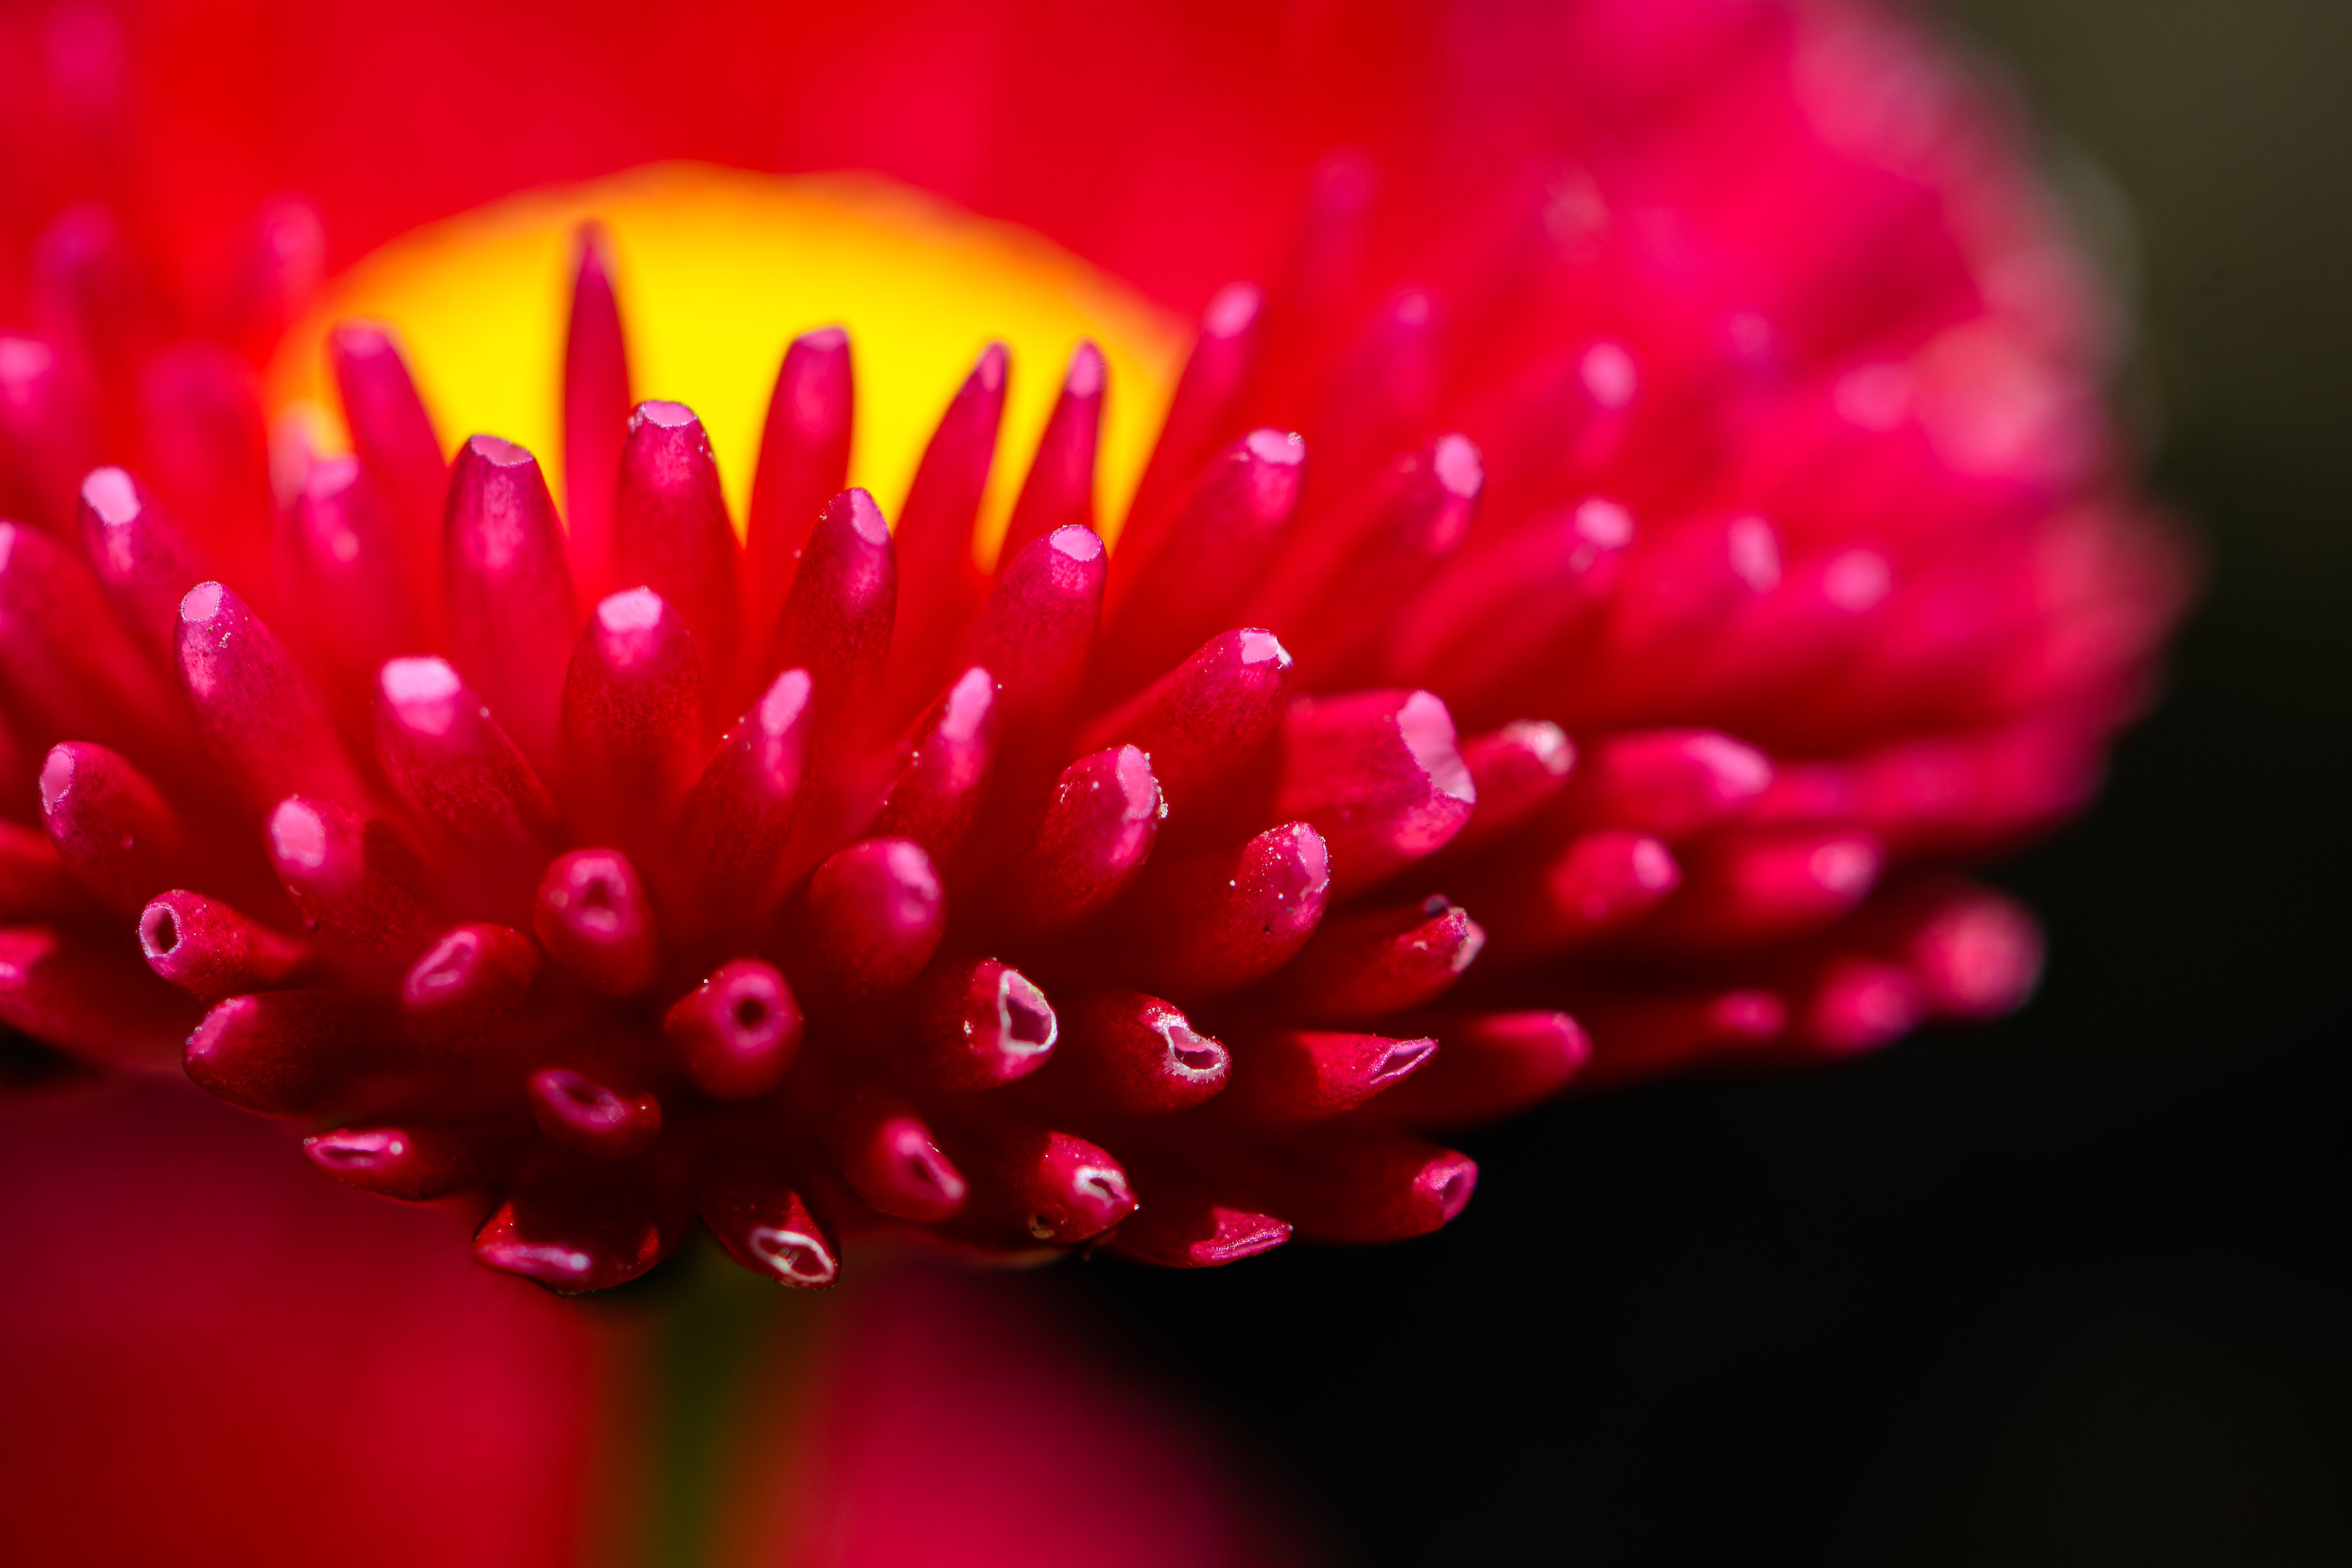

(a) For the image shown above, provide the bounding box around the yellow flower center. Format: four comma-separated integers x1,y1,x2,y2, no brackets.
266,162,1185,561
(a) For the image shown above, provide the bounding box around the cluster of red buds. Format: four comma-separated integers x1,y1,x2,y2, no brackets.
0,3,2187,1294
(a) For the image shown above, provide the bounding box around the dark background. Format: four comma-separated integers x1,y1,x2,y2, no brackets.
1064,2,2352,1561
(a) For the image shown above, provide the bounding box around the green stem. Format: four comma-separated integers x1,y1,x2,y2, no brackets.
634,1240,824,1568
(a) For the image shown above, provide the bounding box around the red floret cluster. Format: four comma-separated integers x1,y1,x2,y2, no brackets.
0,0,2187,1291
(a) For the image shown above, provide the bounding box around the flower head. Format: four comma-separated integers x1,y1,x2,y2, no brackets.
0,0,2186,1291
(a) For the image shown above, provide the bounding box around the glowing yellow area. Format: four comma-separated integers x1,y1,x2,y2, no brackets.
267,163,1186,561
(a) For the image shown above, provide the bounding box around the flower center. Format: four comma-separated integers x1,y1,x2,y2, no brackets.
265,162,1184,557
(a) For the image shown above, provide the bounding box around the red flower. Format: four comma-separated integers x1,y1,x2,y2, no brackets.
760,1263,1315,1568
0,1081,621,1567
0,1079,1302,1565
0,0,2188,1291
